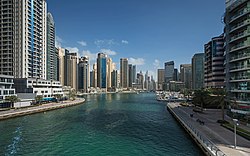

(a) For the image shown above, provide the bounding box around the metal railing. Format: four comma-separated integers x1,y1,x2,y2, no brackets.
169,105,227,156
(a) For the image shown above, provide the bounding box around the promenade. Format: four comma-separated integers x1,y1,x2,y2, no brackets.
0,98,85,120
168,103,250,156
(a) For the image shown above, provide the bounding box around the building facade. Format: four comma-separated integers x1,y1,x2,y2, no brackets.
14,78,63,97
78,56,89,93
164,61,174,90
157,69,165,90
192,53,205,90
0,0,47,79
0,75,16,101
66,52,78,90
47,12,58,81
224,0,250,114
120,58,129,89
180,64,192,89
204,35,225,88
97,53,107,90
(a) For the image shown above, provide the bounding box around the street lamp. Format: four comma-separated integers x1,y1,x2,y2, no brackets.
233,118,239,149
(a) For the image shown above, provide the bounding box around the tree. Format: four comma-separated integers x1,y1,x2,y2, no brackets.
5,95,19,108
211,88,227,121
35,95,43,105
192,89,209,110
67,89,76,101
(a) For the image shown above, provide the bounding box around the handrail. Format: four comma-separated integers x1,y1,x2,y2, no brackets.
168,105,227,156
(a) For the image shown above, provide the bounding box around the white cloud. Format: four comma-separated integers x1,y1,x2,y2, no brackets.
100,49,117,56
66,47,79,53
128,58,145,65
94,39,117,48
55,36,63,47
121,40,128,44
153,59,160,69
77,41,87,46
82,50,97,61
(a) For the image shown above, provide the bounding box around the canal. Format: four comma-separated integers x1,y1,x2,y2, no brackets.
0,93,203,156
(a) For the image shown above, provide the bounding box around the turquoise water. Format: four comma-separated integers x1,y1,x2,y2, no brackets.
0,93,203,156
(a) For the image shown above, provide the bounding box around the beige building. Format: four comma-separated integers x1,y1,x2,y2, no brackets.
58,47,66,86
120,58,129,89
107,58,113,88
66,53,78,90
157,69,165,90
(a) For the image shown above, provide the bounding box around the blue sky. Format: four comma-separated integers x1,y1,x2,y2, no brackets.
48,0,225,79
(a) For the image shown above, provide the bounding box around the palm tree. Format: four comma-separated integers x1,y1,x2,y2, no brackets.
5,95,19,108
209,88,227,121
67,89,76,101
35,95,43,105
192,89,209,110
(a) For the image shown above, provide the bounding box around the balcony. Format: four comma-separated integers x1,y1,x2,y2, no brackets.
229,41,250,53
230,76,250,82
229,64,250,72
229,29,250,43
230,19,250,33
230,52,250,62
229,7,250,23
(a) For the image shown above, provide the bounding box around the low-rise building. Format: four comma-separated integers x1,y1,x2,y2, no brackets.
0,75,16,108
13,78,63,98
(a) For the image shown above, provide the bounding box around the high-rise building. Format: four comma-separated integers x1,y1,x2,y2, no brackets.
164,61,174,82
132,65,136,83
46,12,58,81
97,53,107,90
224,0,250,114
128,64,133,88
0,0,47,79
120,58,129,89
111,70,118,88
204,35,224,88
107,58,113,88
192,53,204,90
164,61,174,90
144,71,149,90
180,64,192,89
78,56,89,93
58,47,66,86
66,52,78,90
157,69,165,90
137,71,144,90
173,68,178,81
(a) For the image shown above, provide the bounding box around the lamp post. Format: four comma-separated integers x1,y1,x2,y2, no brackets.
233,119,239,149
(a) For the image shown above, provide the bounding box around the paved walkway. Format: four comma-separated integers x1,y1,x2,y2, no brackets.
168,103,250,156
0,99,85,120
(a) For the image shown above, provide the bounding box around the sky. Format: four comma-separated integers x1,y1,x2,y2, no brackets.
48,0,225,79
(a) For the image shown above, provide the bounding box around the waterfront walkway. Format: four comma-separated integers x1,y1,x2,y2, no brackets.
168,103,250,156
0,99,85,120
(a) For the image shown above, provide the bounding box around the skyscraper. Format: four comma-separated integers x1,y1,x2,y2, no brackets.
111,70,118,88
0,0,47,79
128,64,133,88
132,65,136,83
78,56,89,93
180,64,192,89
97,53,107,90
120,58,129,89
164,61,174,90
204,35,224,88
47,12,58,81
66,52,78,90
192,53,204,90
224,0,250,114
107,58,113,88
157,69,165,90
58,47,66,85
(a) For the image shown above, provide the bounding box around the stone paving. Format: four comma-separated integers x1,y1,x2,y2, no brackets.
0,99,85,120
168,103,250,156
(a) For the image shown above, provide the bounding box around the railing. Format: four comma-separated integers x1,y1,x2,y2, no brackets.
168,105,226,156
